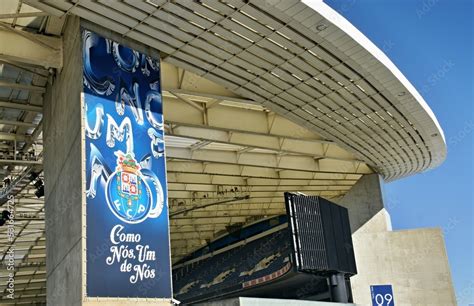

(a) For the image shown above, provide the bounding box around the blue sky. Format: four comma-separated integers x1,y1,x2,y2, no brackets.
324,0,473,304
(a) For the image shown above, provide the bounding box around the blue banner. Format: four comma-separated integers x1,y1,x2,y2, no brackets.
371,284,395,306
82,28,171,298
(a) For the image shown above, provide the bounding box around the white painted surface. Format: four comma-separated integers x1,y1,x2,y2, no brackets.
351,209,456,306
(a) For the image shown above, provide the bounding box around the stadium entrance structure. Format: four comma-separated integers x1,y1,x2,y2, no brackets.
0,0,454,305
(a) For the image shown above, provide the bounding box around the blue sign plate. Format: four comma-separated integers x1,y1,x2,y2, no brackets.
371,284,395,306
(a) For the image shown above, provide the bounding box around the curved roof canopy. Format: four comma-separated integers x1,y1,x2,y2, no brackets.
25,0,446,181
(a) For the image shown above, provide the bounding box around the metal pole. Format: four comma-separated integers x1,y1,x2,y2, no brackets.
329,273,350,303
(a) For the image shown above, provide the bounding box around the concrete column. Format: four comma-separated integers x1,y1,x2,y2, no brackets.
334,173,385,233
43,17,171,306
43,16,83,306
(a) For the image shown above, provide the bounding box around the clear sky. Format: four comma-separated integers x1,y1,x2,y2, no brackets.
323,0,474,304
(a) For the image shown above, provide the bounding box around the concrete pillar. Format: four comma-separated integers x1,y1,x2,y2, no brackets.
43,17,171,306
43,16,83,306
334,173,385,233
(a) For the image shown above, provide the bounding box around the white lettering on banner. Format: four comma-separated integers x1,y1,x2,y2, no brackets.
110,224,141,244
105,224,156,283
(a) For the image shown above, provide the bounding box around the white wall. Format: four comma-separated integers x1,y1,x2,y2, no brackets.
350,209,456,306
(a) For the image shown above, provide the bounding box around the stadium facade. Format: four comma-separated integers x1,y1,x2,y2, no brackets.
0,0,455,305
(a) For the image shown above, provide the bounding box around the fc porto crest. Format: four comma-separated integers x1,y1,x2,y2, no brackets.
106,151,152,223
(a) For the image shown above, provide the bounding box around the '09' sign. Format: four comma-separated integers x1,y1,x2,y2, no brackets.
370,285,395,306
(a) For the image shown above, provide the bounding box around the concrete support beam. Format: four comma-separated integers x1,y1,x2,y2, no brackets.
167,182,354,192
168,174,357,186
170,207,284,219
0,80,46,93
0,23,62,69
168,189,348,200
163,93,332,142
0,119,37,127
166,146,371,175
0,100,43,112
0,12,49,19
0,132,27,141
166,160,362,181
161,62,243,100
45,16,67,36
167,125,358,161
0,159,41,165
161,91,363,163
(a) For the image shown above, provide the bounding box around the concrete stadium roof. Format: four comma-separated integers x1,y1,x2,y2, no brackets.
25,0,446,181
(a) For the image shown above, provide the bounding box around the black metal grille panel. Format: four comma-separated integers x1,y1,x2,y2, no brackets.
285,193,357,275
